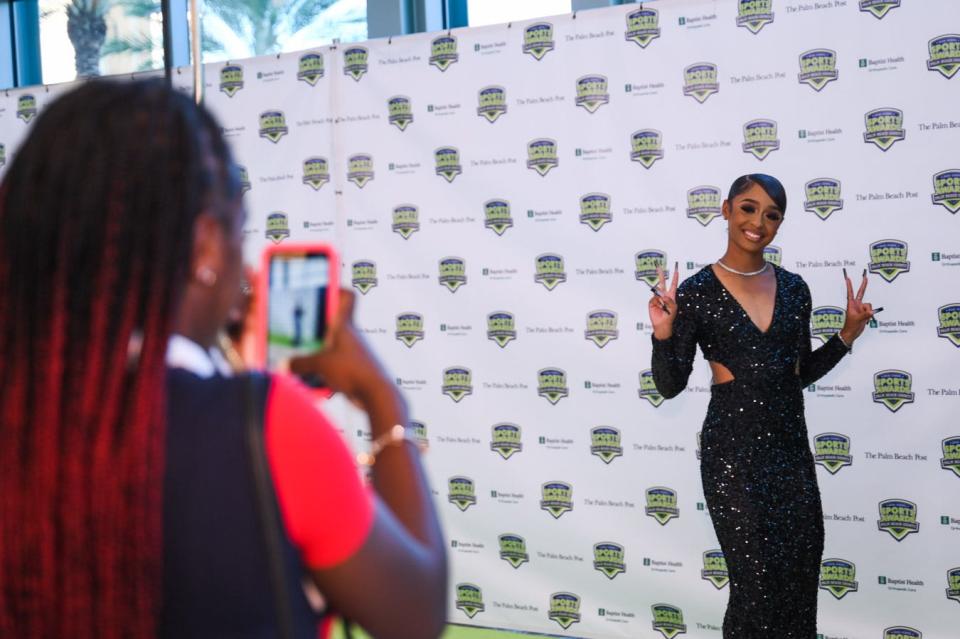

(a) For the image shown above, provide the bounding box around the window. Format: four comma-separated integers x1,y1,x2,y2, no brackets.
466,0,572,28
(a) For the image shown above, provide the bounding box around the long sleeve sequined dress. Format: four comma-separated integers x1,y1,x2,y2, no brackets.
651,265,849,638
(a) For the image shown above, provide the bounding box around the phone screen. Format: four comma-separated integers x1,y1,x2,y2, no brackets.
267,252,330,384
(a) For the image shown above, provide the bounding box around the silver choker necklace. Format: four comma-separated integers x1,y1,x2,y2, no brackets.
716,259,769,277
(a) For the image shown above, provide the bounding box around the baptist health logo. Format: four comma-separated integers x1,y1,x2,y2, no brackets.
455,583,484,618
484,199,513,235
347,154,374,188
538,368,569,404
702,550,729,589
388,96,413,131
625,7,660,48
638,370,664,407
297,52,323,85
873,370,915,412
651,604,687,639
942,436,960,478
683,62,719,103
429,34,458,71
435,147,462,182
884,627,922,639
811,307,845,344
498,534,529,568
576,75,609,113
939,303,960,347
448,476,477,511
928,34,960,79
535,254,567,290
392,204,419,239
591,426,623,464
742,119,780,160
395,312,424,348
878,499,919,541
527,138,558,176
219,64,243,97
645,486,679,525
478,86,507,123
541,481,573,519
687,186,722,226
864,108,905,151
869,239,910,282
264,212,290,244
523,22,555,60
549,592,581,630
585,310,618,348
258,110,288,143
804,178,843,220
594,542,626,579
442,367,473,402
16,94,37,123
487,311,517,348
860,1,900,20
948,567,960,604
631,130,664,169
351,260,377,294
933,170,960,214
819,558,859,599
491,423,522,459
439,257,466,292
814,433,853,474
343,46,368,81
736,0,774,34
302,157,329,190
799,49,838,91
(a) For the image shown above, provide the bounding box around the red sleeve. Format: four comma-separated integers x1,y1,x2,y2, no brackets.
265,373,375,569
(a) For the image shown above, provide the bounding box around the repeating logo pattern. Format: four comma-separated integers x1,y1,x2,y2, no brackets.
392,205,420,239
0,143,5,168
814,433,853,474
811,307,846,344
820,558,859,599
683,62,719,103
347,154,374,188
541,481,573,518
804,178,843,220
763,245,782,266
576,75,609,113
491,423,522,460
448,476,477,511
535,254,567,290
736,0,775,34
947,568,960,604
456,583,484,618
631,129,665,169
443,366,473,402
742,119,780,160
484,199,514,235
864,108,905,151
538,368,569,404
524,23,555,60
297,52,324,85
884,627,922,639
435,147,462,182
487,311,517,347
942,436,960,478
593,542,626,579
219,64,244,97
498,534,529,568
590,426,623,464
932,170,960,214
645,486,679,525
395,312,424,347
635,250,668,286
928,34,960,79
585,310,618,348
16,95,37,123
478,86,507,123
638,370,665,407
651,603,687,639
439,256,467,292
388,96,413,131
302,157,330,190
687,186,723,226
548,592,581,629
527,138,559,176
258,110,288,143
859,0,901,20
869,239,910,282
579,193,612,231
625,7,661,48
351,260,378,294
343,46,368,81
872,369,915,412
877,498,919,541
798,49,838,91
938,304,960,347
238,166,251,195
265,212,290,244
429,35,458,71
701,550,729,589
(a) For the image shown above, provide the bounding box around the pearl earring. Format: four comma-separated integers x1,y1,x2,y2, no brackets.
196,266,218,287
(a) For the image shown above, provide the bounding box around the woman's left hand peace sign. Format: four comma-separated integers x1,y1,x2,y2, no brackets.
840,268,876,345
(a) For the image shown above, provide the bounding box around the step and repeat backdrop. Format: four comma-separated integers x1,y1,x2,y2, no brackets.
1,1,958,637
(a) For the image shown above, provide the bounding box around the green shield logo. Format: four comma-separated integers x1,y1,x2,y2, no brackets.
687,186,722,226
527,138,558,176
498,534,529,568
625,8,661,48
429,35,458,71
590,426,623,464
877,499,919,541
579,193,612,231
638,370,664,407
264,212,289,244
548,592,581,629
932,169,960,214
947,568,960,604
651,603,687,639
491,423,522,460
16,94,37,123
448,476,477,511
523,23,555,61
297,52,324,85
392,204,420,239
487,311,517,348
219,64,243,97
928,34,960,79
455,583,484,618
814,433,852,474
585,310,618,348
869,239,910,282
541,481,573,519
864,108,905,151
799,49,839,91
258,110,288,143
646,487,679,525
442,367,473,403
535,254,567,290
410,421,428,449
238,165,251,195
347,154,374,188
743,119,780,160
631,129,664,169
872,370,915,412
736,0,774,34
683,63,719,103
343,46,368,81
937,303,960,347
576,75,609,113
351,260,377,294
478,86,507,123
819,558,859,599
593,542,626,579
811,307,845,344
439,257,467,292
804,178,843,220
302,157,330,190
884,626,922,639
859,0,901,20
763,245,782,266
484,199,513,235
702,550,729,589
395,312,424,348
435,146,462,182
635,249,668,286
538,368,569,405
941,436,960,478
388,95,414,131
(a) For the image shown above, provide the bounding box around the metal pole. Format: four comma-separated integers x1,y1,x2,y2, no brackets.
190,0,202,103
161,0,173,84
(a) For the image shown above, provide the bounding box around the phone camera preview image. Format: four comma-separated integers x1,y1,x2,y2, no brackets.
268,253,329,387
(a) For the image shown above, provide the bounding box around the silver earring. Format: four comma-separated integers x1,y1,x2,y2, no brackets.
196,266,218,287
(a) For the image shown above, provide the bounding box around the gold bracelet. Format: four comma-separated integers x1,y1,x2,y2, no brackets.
356,424,423,467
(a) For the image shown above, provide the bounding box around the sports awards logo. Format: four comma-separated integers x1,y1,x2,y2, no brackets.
638,370,664,407
448,477,477,511
804,178,843,220
541,481,573,518
538,368,569,405
238,166,251,195
491,423,522,459
651,603,687,639
683,63,719,103
392,205,420,239
387,96,413,131
859,1,900,19
884,627,922,639
942,436,960,478
591,426,623,464
302,157,330,190
484,199,513,235
527,138,558,176
938,304,960,347
435,147,462,182
593,542,626,579
819,558,859,599
763,245,782,266
16,94,37,123
429,34,458,71
523,23,555,60
687,186,722,226
869,239,910,282
585,310,618,348
947,567,960,604
487,311,517,348
928,35,960,79
439,257,467,292
702,550,729,589
736,0,774,34
631,129,665,169
548,592,581,630
864,108,905,151
411,421,428,449
742,119,780,160
878,499,919,541
814,433,853,474
347,154,374,188
219,64,243,97
579,193,612,231
498,534,529,568
351,260,377,294
635,250,668,286
297,52,324,85
535,254,567,290
576,75,609,113
811,307,845,343
873,370,915,412
932,170,960,214
646,487,679,525
625,7,660,48
798,49,838,91
455,583,484,618
264,212,290,244
343,46,368,81
258,110,288,143
442,367,473,402
395,312,424,348
478,86,507,123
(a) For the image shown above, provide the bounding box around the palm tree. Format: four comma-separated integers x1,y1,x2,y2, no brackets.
65,0,109,77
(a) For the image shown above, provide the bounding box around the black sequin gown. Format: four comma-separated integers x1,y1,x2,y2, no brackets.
651,265,849,638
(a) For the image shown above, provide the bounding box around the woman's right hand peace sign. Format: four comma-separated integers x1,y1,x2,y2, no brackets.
649,263,679,340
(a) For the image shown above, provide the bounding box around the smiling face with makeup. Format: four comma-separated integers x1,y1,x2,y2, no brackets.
722,181,784,261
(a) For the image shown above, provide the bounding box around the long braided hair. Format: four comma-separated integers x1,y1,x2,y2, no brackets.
0,79,238,637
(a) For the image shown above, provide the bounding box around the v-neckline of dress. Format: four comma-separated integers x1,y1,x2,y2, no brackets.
708,264,780,336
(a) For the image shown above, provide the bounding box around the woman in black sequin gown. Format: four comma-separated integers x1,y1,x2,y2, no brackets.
648,175,875,637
